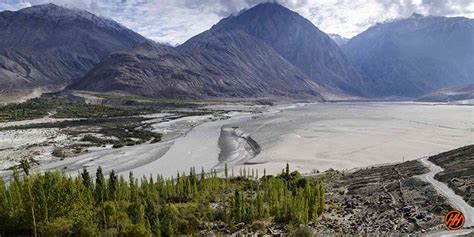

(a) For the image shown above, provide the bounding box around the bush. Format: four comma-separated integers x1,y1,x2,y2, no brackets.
251,220,266,232
51,147,66,158
82,135,106,144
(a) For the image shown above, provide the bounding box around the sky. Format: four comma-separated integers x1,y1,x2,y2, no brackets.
1,0,474,45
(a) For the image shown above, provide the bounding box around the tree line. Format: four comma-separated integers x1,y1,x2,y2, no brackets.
0,164,325,236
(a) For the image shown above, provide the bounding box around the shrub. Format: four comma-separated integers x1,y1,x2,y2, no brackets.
52,147,66,158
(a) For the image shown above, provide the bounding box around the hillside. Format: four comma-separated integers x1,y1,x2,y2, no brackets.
70,3,338,100
343,14,474,97
206,3,364,95
417,84,474,103
0,4,148,100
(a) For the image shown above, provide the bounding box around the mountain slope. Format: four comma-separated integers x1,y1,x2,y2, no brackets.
207,2,365,95
70,38,323,99
417,84,474,103
70,4,328,100
329,34,349,46
0,4,148,98
343,14,474,97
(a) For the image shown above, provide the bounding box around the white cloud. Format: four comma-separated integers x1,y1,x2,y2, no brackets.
1,0,473,44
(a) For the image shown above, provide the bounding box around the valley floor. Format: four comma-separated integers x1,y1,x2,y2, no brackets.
0,100,473,235
1,102,472,180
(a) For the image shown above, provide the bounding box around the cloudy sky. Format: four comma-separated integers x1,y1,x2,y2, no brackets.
1,0,474,45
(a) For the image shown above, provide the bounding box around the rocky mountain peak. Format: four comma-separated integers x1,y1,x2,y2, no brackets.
208,1,365,96
343,14,474,97
19,3,94,19
410,12,425,18
0,4,149,97
329,34,349,46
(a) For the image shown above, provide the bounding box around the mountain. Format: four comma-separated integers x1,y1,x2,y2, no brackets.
416,84,474,103
71,3,345,100
69,39,323,99
0,4,148,100
343,14,474,97
329,34,349,46
72,2,365,99
208,3,365,95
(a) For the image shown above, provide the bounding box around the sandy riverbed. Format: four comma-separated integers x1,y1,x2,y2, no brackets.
230,102,473,175
1,102,472,180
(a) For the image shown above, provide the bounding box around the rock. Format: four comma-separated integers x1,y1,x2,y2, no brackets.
236,222,245,230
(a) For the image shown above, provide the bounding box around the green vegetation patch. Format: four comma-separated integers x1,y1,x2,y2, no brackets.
0,96,162,122
79,124,162,149
0,165,325,236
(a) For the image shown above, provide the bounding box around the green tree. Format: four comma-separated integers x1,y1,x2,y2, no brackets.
224,163,228,179
20,159,30,176
81,168,93,191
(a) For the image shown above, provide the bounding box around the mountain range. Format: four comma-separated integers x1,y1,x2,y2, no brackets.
343,13,474,97
71,2,365,99
0,3,148,100
1,3,473,102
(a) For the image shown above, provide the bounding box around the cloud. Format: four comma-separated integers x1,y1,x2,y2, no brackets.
1,0,473,44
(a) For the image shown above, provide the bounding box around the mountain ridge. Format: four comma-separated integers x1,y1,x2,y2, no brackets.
206,2,365,96
0,3,149,100
69,31,324,99
72,3,365,100
343,14,474,97
71,2,368,100
329,34,349,46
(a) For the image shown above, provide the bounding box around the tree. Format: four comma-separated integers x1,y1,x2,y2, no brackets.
232,189,243,222
95,166,107,228
81,168,93,191
108,170,118,199
224,163,228,179
95,167,107,202
20,158,30,176
0,164,325,235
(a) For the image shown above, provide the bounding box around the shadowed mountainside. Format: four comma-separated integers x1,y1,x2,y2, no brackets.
205,3,365,95
0,4,148,97
70,3,339,100
343,14,474,97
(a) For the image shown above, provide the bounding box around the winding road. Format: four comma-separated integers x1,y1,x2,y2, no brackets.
417,157,474,228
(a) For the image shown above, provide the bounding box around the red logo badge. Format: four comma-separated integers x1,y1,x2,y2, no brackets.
444,210,465,230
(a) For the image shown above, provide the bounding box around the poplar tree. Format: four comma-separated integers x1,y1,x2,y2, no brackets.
0,164,325,235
